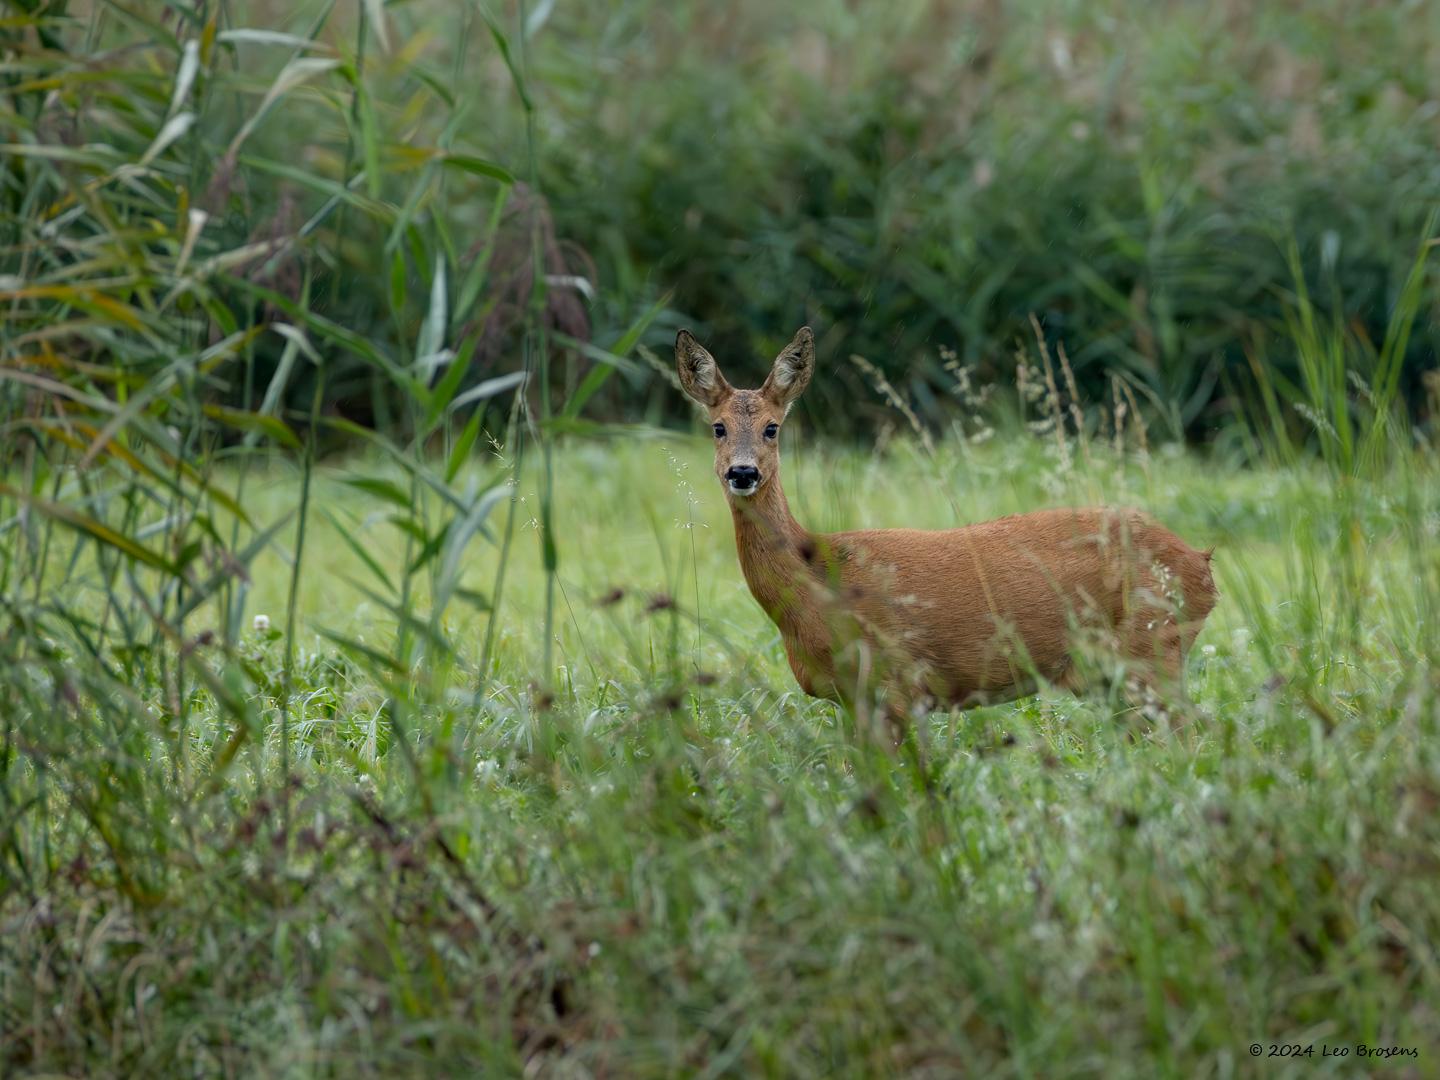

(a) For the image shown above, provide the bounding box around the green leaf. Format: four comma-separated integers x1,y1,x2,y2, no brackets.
389,248,407,321
561,289,671,420
225,56,342,159
340,476,414,509
449,371,526,411
440,153,515,184
315,627,405,675
410,66,457,108
453,587,491,612
478,8,532,112
0,484,178,574
217,29,336,50
344,579,455,656
354,78,383,201
407,519,452,574
362,0,389,51
229,281,425,397
455,186,511,325
551,332,641,376
415,253,448,376
562,362,615,423
433,481,510,616
446,407,484,483
201,405,302,449
319,507,396,595
423,335,477,432
320,418,476,517
242,155,393,224
386,514,430,545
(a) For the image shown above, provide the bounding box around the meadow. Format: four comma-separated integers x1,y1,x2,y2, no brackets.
4,415,1439,1075
4,0,1440,1075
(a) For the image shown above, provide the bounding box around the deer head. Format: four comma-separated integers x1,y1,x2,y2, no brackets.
675,327,815,497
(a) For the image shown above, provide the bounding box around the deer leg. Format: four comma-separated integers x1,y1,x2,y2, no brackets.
1120,597,1185,687
882,688,943,795
870,678,913,747
1116,607,1208,737
1052,652,1090,696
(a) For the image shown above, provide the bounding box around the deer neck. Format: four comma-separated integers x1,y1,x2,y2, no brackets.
729,476,816,624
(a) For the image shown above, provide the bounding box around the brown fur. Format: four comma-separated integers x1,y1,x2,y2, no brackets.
677,327,1218,730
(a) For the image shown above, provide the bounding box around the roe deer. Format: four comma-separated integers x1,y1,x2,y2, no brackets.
676,326,1217,734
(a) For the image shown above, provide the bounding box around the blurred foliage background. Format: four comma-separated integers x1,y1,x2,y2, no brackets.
6,0,1439,445
538,0,1440,440
6,3,1440,1073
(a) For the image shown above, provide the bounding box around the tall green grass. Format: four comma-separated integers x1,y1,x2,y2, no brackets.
3,426,1437,1073
8,1,1440,438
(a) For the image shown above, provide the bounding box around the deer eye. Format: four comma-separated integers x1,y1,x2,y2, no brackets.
763,423,779,439
712,423,726,439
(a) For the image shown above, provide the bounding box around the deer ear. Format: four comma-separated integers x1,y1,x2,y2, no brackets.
675,330,732,407
762,326,815,409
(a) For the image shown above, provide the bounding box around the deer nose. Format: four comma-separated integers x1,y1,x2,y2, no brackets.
726,465,761,490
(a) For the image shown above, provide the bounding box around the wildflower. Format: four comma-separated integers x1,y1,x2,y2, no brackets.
253,614,271,633
1201,644,1217,657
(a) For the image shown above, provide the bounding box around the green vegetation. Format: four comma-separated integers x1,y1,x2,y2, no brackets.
539,0,1440,439
3,0,1439,1076
5,0,1440,436
4,431,1439,1075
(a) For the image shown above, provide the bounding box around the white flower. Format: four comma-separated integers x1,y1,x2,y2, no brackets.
1201,644,1217,657
253,614,271,633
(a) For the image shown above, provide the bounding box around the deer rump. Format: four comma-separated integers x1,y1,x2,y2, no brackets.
753,506,1218,710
